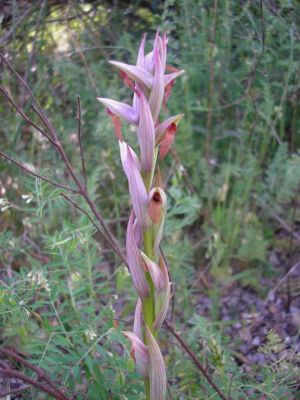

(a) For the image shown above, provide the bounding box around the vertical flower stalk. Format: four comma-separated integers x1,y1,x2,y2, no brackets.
98,31,184,400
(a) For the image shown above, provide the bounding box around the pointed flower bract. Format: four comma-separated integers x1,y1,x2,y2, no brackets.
154,256,171,330
97,98,138,125
146,326,167,400
137,91,155,172
119,141,150,229
109,61,153,90
140,251,166,292
149,40,164,124
126,212,149,298
132,299,149,376
123,330,150,377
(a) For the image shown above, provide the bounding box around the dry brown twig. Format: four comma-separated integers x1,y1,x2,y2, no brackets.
0,348,70,400
264,259,300,304
160,254,228,399
164,321,229,400
0,52,127,266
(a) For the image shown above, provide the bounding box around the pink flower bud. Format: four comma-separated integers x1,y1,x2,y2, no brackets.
144,30,167,74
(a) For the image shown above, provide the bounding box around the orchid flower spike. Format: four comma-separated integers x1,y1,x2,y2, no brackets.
100,30,184,400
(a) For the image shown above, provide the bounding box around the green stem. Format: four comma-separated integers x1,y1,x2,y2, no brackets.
142,228,155,334
142,228,155,400
141,155,158,399
144,378,150,400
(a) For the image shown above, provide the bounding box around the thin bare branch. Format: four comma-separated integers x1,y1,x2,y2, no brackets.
61,193,127,265
205,0,218,214
170,148,196,194
0,368,70,400
1,53,127,265
0,86,56,145
0,6,34,46
78,189,127,264
31,103,57,138
0,151,79,194
164,321,228,400
265,259,300,303
0,348,71,400
45,4,98,24
0,385,30,397
60,193,99,229
0,348,62,396
76,95,87,188
65,5,99,96
257,198,300,241
0,54,49,127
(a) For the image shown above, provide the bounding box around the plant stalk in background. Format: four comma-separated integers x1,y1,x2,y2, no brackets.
98,31,184,399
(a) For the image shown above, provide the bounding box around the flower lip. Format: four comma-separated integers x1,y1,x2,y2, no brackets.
152,191,162,203
155,114,184,144
149,187,166,224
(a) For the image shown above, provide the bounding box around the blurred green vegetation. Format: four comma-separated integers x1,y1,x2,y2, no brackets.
1,1,300,399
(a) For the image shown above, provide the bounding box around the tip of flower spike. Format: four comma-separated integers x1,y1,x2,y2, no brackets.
162,31,167,44
137,34,147,68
